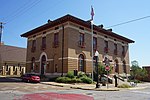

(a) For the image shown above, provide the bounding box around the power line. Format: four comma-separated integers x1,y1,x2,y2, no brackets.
4,0,41,24
106,15,150,28
1,0,32,22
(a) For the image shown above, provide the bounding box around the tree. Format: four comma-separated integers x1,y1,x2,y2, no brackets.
130,60,148,81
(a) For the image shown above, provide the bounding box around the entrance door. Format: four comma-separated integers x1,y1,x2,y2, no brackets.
41,55,46,75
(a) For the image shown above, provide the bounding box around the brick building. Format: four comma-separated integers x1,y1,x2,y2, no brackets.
143,66,150,81
21,14,134,78
0,44,26,76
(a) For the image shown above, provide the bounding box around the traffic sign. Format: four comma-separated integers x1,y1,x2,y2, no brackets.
105,65,110,71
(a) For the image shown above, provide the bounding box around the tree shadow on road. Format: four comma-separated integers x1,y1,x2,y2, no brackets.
0,77,22,83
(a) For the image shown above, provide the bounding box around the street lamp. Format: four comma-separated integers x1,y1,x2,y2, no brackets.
95,51,100,88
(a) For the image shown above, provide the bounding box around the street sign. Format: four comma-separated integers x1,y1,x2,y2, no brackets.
105,65,110,71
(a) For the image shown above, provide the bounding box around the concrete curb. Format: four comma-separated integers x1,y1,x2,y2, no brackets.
40,82,64,87
71,86,119,91
41,82,119,91
41,82,148,91
127,87,147,90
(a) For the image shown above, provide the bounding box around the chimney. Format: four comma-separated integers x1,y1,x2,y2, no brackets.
98,24,103,28
47,19,52,23
107,29,112,32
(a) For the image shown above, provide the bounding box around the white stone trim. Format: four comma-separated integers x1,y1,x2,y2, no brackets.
79,30,85,34
59,57,78,60
45,73,65,76
39,52,48,75
85,59,92,61
53,30,59,33
27,24,128,46
66,24,128,46
26,61,32,63
35,60,40,63
47,59,54,61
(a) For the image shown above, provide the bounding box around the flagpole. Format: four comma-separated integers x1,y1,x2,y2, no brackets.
91,5,94,82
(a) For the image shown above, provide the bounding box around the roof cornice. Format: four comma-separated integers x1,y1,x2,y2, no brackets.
21,14,134,43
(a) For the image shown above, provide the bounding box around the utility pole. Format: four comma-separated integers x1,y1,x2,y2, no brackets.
0,22,5,45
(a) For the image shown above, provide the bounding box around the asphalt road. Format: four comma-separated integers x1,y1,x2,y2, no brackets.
0,77,150,100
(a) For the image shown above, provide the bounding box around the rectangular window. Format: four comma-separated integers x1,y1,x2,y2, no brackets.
114,43,117,55
104,40,108,53
42,37,46,50
31,40,36,52
78,33,85,48
122,46,125,56
93,37,97,50
53,33,59,48
80,33,84,42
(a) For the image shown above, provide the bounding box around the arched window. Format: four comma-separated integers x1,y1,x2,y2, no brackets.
123,61,126,73
31,57,35,71
78,54,84,72
114,59,119,73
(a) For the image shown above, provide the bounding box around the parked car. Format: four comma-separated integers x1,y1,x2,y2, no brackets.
21,73,40,83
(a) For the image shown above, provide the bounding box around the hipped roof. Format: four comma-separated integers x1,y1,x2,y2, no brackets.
21,14,134,43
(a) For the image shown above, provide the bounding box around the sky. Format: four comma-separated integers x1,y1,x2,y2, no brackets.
0,0,150,66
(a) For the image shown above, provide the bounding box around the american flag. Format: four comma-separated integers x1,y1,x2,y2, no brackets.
91,6,94,20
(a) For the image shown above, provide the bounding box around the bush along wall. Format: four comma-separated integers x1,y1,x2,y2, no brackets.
55,71,93,84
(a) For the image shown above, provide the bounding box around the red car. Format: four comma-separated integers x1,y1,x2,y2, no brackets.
21,74,40,83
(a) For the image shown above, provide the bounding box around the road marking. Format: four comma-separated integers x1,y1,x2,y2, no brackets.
11,87,19,90
131,91,150,95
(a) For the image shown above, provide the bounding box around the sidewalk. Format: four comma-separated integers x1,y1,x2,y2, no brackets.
41,82,119,91
41,82,150,91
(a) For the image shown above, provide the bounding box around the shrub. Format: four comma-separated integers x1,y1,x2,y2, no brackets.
55,77,71,83
66,71,74,79
118,84,131,88
71,78,82,83
85,73,92,78
80,76,92,84
78,71,86,78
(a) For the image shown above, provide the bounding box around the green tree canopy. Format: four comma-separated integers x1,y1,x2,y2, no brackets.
130,60,148,80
